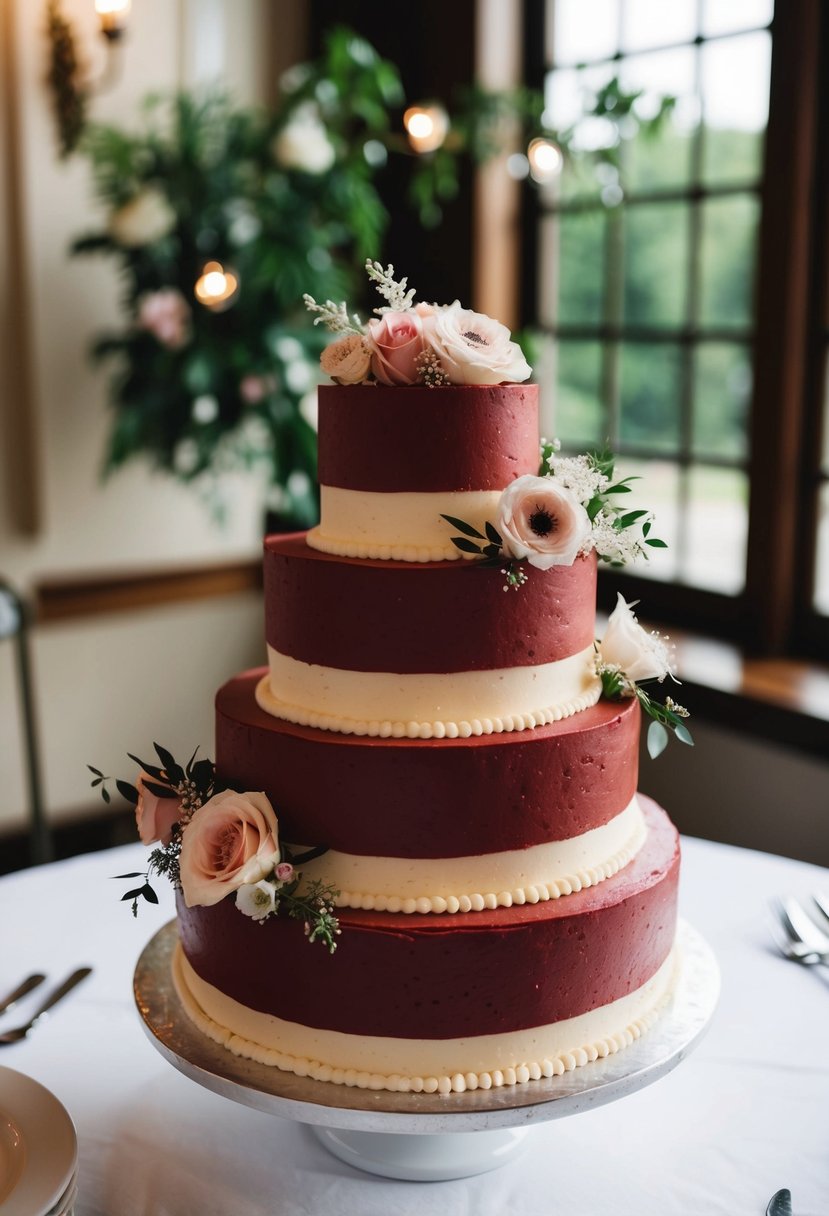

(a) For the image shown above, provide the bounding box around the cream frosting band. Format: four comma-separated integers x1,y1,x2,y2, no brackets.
297,797,646,914
307,487,504,561
173,944,678,1094
258,646,602,739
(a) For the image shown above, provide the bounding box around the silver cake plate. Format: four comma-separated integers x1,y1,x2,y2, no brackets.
134,919,719,1182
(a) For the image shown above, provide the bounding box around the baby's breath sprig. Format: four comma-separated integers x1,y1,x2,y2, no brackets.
365,259,416,313
416,348,449,387
302,294,364,335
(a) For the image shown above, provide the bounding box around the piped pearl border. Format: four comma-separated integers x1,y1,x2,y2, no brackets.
173,945,679,1095
330,812,647,914
255,674,602,739
307,529,464,563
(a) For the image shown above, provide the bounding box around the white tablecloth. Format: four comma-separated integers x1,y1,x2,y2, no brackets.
1,836,827,1215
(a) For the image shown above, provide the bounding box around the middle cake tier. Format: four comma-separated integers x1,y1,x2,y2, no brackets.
218,670,643,914
258,534,601,739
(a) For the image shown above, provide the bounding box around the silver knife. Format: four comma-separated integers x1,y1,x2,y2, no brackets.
766,1189,793,1216
0,973,47,1016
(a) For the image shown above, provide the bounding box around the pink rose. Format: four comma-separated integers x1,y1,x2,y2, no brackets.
179,789,280,908
496,474,592,570
366,310,426,385
275,861,294,883
135,771,181,847
136,288,191,350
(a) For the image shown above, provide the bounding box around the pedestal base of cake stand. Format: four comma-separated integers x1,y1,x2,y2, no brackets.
134,919,718,1183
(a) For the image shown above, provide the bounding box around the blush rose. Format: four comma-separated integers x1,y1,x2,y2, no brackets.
179,789,280,908
365,310,426,385
320,334,371,384
496,474,592,569
425,301,531,385
599,594,674,684
135,771,182,847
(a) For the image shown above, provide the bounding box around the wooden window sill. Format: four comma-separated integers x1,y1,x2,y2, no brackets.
658,626,829,758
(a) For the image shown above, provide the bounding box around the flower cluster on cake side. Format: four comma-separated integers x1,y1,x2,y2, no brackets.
89,746,340,948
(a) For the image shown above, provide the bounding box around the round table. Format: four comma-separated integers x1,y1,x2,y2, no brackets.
0,836,827,1215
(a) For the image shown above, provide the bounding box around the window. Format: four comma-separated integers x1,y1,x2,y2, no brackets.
525,0,828,658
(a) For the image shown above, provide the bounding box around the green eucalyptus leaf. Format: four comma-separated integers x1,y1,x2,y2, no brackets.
674,722,694,746
647,720,669,759
141,884,159,904
101,787,111,804
646,538,668,548
484,521,502,546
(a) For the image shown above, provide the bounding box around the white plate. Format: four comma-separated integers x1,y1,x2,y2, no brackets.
0,1066,77,1216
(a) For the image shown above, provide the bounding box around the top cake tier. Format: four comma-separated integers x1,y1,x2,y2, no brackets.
307,383,539,562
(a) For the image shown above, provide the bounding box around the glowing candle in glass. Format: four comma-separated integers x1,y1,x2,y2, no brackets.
194,262,240,312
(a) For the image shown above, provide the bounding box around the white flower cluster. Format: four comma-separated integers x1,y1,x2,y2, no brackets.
587,507,650,564
546,452,608,505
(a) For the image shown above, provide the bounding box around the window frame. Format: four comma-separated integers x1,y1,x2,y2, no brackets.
523,0,828,659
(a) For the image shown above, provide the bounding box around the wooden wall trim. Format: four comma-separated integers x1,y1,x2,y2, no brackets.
0,0,42,535
34,558,262,623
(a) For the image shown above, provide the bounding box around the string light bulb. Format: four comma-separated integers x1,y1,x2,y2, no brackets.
403,104,449,154
527,138,563,183
95,0,131,40
194,261,240,312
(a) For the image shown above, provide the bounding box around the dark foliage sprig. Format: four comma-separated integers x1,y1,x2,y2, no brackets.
278,877,341,954
440,514,527,590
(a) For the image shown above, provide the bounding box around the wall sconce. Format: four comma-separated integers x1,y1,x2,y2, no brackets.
95,0,131,40
194,262,240,312
527,138,563,184
403,104,449,155
45,0,130,157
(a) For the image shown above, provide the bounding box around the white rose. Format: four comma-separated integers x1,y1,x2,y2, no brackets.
496,474,592,570
235,879,278,921
109,187,176,248
320,333,371,384
425,301,531,385
273,106,335,174
599,594,674,683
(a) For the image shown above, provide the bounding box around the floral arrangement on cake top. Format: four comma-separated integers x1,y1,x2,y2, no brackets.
89,745,340,951
304,260,531,387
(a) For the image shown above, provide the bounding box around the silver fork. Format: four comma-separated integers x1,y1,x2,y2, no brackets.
771,897,829,966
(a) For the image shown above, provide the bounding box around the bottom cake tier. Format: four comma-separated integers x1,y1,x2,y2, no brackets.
174,797,679,1094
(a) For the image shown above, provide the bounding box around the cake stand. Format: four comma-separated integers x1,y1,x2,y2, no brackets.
134,919,718,1182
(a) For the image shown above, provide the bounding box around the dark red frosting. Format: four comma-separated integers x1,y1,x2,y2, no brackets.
216,670,640,858
264,536,597,672
177,798,679,1040
316,383,539,492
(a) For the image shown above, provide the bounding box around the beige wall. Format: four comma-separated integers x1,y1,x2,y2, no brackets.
0,1,304,832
